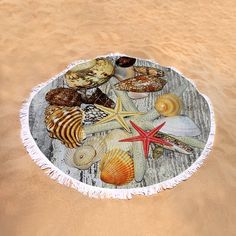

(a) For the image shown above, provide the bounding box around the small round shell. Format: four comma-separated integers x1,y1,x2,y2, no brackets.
155,93,182,117
65,136,107,170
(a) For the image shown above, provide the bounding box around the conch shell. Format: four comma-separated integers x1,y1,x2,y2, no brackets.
99,149,134,186
65,58,114,89
114,75,167,93
155,93,182,116
44,105,85,148
65,136,107,170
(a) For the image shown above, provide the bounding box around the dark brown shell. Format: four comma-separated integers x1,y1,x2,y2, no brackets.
114,75,167,92
45,88,82,107
115,56,136,68
81,88,115,108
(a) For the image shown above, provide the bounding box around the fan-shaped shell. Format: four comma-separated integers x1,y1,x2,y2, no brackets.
153,116,201,137
99,149,134,186
65,58,114,89
155,93,182,117
65,136,107,170
44,105,85,148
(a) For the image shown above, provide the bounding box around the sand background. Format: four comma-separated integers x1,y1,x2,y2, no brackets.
0,0,235,235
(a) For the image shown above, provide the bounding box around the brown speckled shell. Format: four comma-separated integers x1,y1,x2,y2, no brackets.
114,75,167,93
45,88,81,107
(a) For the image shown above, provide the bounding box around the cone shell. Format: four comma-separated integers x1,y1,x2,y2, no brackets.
65,58,114,89
155,93,182,116
65,136,107,170
44,105,85,148
100,149,134,186
114,75,167,93
134,66,165,77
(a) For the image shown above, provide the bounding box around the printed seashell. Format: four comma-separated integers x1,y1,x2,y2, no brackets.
153,116,201,137
45,87,82,107
65,136,107,170
65,58,114,89
83,105,108,124
44,105,85,148
114,75,167,93
128,91,149,100
115,56,136,80
115,56,136,68
134,66,165,77
81,88,115,108
155,93,182,117
155,132,193,154
99,149,134,186
104,129,132,152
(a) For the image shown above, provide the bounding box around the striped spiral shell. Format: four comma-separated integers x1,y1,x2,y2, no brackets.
155,93,182,117
99,149,134,186
44,105,85,148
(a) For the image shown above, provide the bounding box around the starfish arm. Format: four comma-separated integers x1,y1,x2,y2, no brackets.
94,104,115,114
94,114,116,125
115,115,131,132
114,97,122,113
149,136,173,147
129,120,147,136
143,139,151,158
119,135,144,142
120,111,145,118
148,122,166,137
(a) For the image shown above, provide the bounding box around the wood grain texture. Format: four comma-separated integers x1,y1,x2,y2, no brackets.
29,55,210,189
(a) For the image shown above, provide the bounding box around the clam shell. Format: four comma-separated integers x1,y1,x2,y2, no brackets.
114,75,167,93
155,93,182,116
153,116,201,137
65,58,114,89
65,136,107,170
45,87,81,107
99,149,134,186
44,105,85,148
104,129,132,152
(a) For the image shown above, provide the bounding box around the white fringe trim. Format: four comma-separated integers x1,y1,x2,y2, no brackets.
20,53,215,199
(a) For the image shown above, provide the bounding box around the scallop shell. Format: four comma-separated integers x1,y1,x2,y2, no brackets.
153,116,201,137
155,93,182,116
45,87,81,107
114,75,167,93
99,149,134,186
104,129,132,152
65,136,107,170
65,58,114,89
44,105,85,148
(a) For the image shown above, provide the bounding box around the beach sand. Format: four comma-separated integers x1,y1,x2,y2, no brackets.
0,0,235,235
